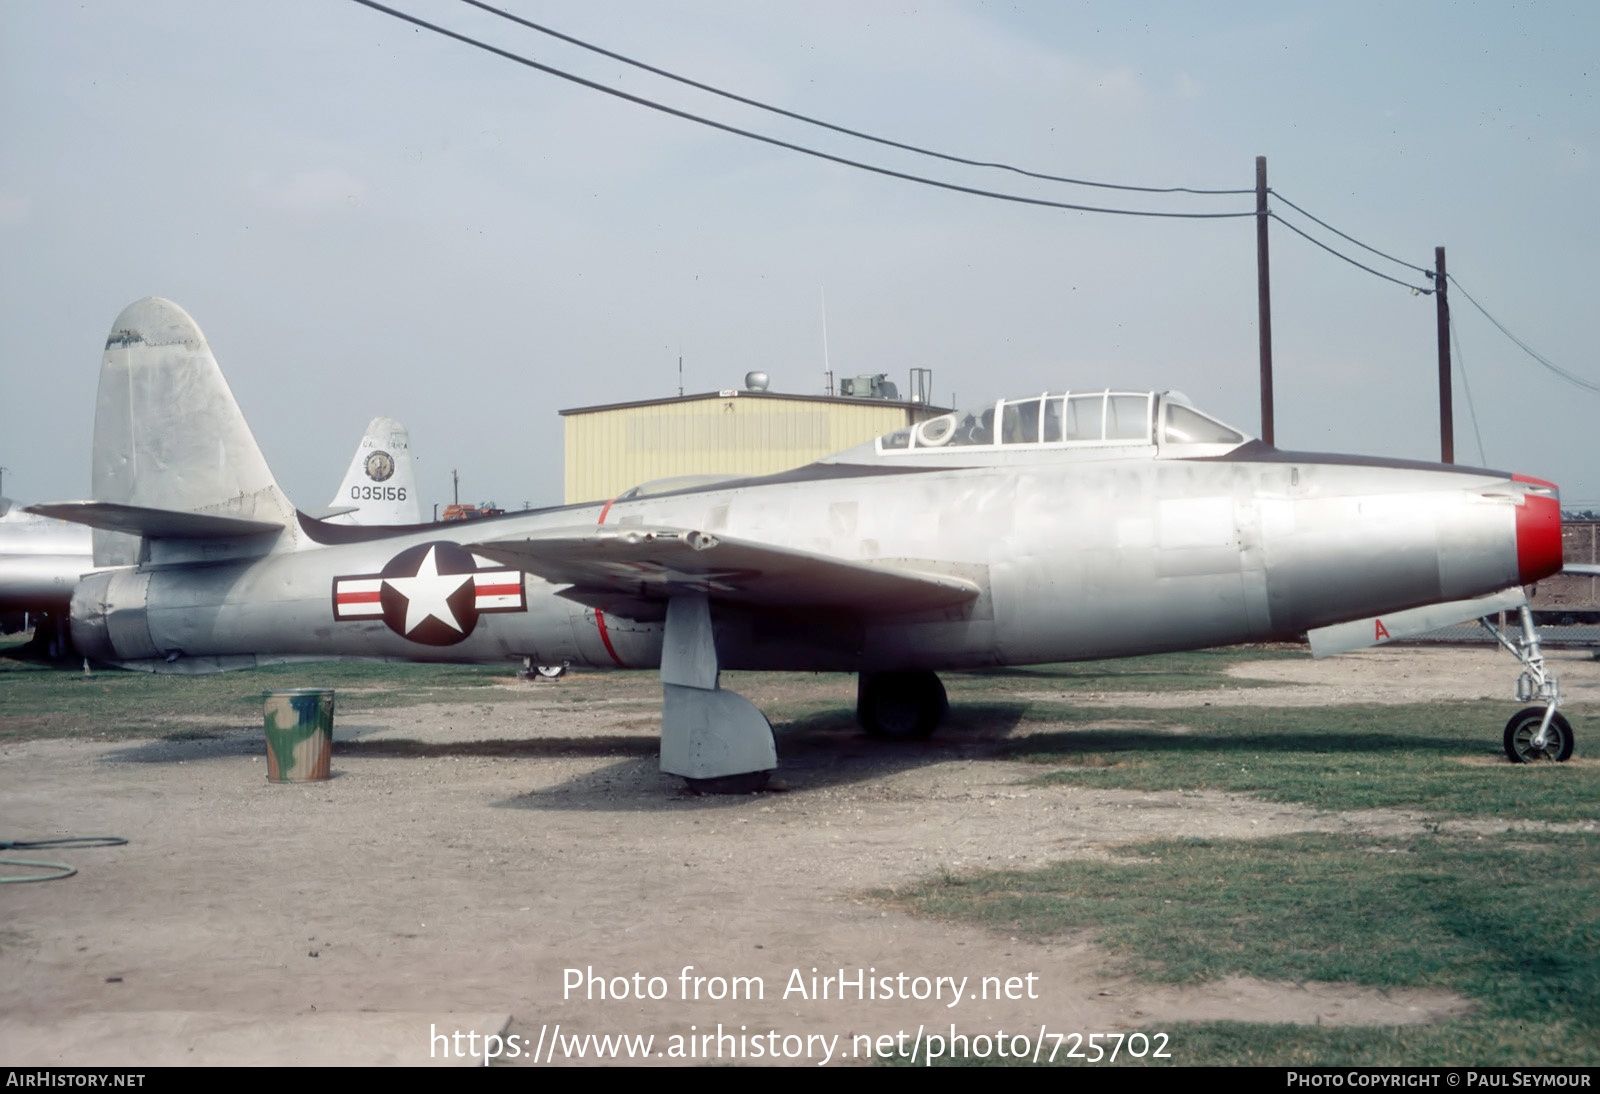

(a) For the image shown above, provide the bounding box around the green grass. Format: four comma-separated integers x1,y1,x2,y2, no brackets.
882,831,1600,1065
1009,700,1599,823
869,655,1600,1066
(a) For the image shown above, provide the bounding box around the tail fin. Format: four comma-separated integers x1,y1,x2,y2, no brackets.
92,298,295,564
324,417,422,525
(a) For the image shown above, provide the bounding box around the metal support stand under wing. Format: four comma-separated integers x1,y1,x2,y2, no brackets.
659,594,777,792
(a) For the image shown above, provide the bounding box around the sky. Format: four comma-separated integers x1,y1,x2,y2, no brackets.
2,0,1596,513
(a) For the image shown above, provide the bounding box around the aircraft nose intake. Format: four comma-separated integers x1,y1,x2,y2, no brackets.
1513,474,1563,584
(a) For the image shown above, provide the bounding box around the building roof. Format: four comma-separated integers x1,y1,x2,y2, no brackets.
558,389,949,417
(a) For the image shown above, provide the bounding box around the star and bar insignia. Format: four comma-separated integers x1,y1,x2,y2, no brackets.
332,541,525,646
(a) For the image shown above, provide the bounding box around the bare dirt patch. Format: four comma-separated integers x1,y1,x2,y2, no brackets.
1082,645,1600,709
0,647,1558,1065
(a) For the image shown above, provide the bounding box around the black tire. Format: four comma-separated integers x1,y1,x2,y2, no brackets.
858,671,947,739
1503,707,1575,763
684,771,772,794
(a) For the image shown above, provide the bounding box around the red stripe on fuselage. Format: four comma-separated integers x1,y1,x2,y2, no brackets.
592,498,625,663
337,591,381,605
594,609,626,667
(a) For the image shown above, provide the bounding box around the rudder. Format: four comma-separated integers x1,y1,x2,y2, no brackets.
325,416,422,525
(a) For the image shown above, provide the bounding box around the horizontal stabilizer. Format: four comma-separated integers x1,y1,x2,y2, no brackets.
27,501,283,540
468,525,980,614
1563,563,1600,576
1308,586,1528,659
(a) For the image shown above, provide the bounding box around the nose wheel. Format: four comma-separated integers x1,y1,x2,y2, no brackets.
1482,605,1576,763
1504,707,1575,763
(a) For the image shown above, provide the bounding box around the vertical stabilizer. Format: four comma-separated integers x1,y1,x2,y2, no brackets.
326,417,423,525
93,298,296,564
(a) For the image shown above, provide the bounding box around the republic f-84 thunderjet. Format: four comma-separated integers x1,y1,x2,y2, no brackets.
32,298,1574,791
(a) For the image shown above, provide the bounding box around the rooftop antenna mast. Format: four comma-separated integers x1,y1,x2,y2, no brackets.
821,287,833,396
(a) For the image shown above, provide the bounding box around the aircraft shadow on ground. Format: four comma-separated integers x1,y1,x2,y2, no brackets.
101,720,403,764
105,730,263,764
94,704,1033,812
492,701,1034,813
96,704,1481,812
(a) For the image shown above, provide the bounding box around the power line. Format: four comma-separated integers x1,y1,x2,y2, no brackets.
457,0,1254,197
1268,190,1433,276
1448,312,1487,466
365,0,1582,391
1266,211,1435,293
349,0,1257,220
1448,274,1600,396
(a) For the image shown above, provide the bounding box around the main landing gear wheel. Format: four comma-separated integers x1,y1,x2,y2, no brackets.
684,771,773,795
534,663,567,679
858,671,948,739
1503,707,1575,764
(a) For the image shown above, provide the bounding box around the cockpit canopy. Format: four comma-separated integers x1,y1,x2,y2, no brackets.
875,391,1246,455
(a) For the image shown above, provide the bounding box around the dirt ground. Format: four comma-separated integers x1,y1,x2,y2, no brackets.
2,646,1596,1067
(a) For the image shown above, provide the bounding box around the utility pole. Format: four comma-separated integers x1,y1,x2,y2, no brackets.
452,468,459,506
1255,156,1274,446
1435,246,1453,464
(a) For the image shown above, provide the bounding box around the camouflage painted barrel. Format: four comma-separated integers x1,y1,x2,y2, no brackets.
262,689,334,782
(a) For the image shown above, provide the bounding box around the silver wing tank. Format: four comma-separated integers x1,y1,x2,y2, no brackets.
33,299,1574,789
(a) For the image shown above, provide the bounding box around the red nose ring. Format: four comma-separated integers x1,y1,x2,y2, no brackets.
1513,475,1563,585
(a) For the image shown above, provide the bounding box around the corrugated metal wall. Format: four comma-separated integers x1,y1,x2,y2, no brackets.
563,394,926,503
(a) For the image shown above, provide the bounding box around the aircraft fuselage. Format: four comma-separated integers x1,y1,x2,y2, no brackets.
69,446,1548,676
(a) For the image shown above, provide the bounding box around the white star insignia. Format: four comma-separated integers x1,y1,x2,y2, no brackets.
383,545,472,635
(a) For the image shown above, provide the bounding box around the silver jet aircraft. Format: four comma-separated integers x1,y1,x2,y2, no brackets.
33,298,1575,790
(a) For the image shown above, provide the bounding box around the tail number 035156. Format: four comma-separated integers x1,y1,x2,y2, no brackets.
351,486,408,501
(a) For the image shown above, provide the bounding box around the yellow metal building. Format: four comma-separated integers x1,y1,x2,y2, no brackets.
561,389,947,504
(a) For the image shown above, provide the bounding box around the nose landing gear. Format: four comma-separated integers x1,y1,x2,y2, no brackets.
1482,605,1576,763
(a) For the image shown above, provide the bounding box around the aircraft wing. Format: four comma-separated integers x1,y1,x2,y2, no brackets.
1564,563,1600,576
467,525,980,614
